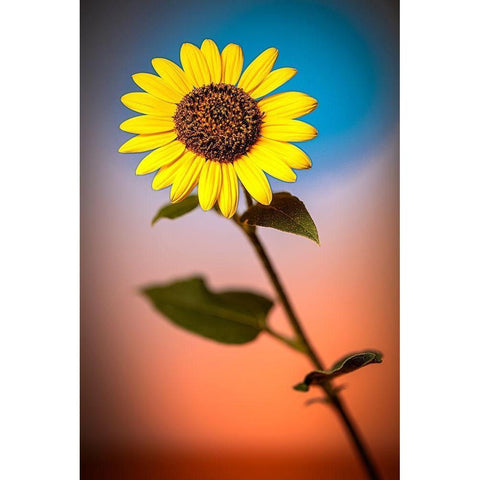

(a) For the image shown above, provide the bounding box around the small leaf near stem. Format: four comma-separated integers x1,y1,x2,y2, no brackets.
293,351,383,392
152,195,199,225
240,192,319,244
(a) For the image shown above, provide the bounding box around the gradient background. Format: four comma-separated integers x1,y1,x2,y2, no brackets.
81,0,399,478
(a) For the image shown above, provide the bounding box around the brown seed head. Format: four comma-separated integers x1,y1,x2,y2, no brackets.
173,83,263,163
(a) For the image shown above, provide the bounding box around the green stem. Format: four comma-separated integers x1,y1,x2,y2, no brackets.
264,325,306,353
232,212,380,480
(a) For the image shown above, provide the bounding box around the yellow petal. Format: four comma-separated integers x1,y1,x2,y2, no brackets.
237,47,278,94
136,140,185,175
247,144,296,182
151,58,193,95
132,73,184,103
221,43,243,85
180,43,211,87
170,155,205,203
121,92,177,116
152,150,195,190
118,131,177,153
255,137,312,169
234,155,272,205
259,92,318,119
250,68,297,99
119,115,175,134
261,120,318,142
217,163,239,218
201,39,222,83
198,160,222,210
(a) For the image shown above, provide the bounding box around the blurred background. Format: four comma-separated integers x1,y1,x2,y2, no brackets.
81,0,399,478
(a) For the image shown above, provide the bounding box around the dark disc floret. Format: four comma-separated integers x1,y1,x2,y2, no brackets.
173,83,263,163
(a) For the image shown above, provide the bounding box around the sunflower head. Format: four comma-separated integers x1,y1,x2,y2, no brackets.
119,39,318,218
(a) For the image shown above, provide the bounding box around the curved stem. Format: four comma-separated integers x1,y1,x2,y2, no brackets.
232,214,380,480
264,325,306,353
244,228,324,368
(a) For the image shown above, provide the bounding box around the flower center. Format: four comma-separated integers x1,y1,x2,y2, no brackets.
173,83,263,163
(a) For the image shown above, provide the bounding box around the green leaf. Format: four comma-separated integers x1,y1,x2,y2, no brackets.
293,351,383,392
240,192,319,244
152,195,199,225
293,382,310,392
141,277,273,344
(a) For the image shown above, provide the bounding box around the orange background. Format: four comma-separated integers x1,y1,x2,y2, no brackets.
81,137,398,478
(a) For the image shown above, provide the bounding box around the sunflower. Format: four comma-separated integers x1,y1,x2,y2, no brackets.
119,40,317,218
